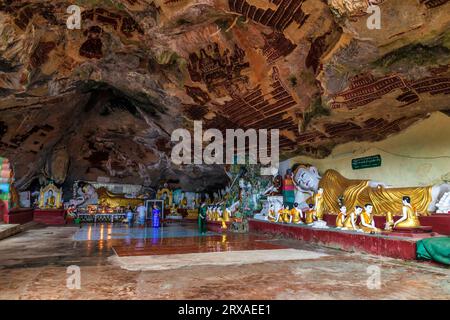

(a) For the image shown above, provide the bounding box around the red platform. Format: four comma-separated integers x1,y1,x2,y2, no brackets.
3,208,34,224
323,213,450,235
33,209,66,225
248,219,445,260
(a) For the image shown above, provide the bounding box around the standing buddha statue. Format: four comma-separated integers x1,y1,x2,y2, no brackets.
313,188,325,220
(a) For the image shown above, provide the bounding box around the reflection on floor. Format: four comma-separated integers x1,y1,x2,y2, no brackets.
73,221,216,241
74,222,288,256
112,235,288,256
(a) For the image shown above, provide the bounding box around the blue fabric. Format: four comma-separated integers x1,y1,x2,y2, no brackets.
152,208,161,228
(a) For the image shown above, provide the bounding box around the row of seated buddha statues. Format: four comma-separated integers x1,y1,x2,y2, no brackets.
206,204,232,229
336,196,422,233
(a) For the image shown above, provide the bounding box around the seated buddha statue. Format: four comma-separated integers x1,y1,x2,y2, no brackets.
268,205,277,222
359,204,380,233
290,202,303,224
304,204,316,225
276,207,284,223
283,206,291,223
335,204,347,229
223,207,231,222
394,196,421,228
46,190,56,208
342,206,362,232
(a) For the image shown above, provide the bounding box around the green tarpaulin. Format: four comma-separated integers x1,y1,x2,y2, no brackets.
416,237,450,265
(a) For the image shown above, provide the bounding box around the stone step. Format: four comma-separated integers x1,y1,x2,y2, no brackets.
0,224,22,241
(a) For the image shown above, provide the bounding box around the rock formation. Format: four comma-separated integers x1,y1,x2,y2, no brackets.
0,0,449,192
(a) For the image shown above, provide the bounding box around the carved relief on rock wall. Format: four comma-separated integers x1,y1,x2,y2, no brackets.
82,8,144,37
187,42,250,97
262,32,297,64
330,70,450,110
419,0,449,9
228,0,309,31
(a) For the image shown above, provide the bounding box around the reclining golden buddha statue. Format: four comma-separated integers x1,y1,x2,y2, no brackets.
292,165,450,217
96,187,144,208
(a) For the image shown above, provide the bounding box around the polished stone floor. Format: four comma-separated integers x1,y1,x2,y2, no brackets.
0,221,449,299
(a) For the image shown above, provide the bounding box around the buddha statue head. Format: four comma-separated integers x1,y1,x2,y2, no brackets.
402,196,411,206
355,206,363,215
340,205,347,214
293,165,321,192
365,203,373,214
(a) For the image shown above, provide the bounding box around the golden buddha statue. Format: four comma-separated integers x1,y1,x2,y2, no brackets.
335,205,347,229
282,206,291,223
394,196,421,228
290,203,303,224
223,207,231,222
46,190,56,208
97,187,143,208
342,206,362,231
313,188,325,220
276,208,285,223
359,204,380,233
304,204,316,225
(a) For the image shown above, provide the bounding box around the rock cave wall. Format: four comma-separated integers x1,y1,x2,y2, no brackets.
0,0,449,192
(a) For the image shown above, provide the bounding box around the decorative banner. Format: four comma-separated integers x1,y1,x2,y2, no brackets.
352,155,382,170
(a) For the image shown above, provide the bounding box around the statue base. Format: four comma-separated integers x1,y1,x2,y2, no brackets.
34,209,66,225
393,226,433,233
249,218,445,261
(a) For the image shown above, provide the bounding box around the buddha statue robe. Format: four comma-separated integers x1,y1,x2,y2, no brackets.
290,208,303,224
46,196,56,208
395,205,421,228
359,211,380,233
268,209,277,222
283,208,291,223
223,207,230,222
314,192,324,220
276,209,284,223
304,209,315,225
336,212,346,228
342,212,358,230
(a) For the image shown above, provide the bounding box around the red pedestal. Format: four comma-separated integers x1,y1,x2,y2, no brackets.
248,219,445,260
323,213,450,235
33,209,66,225
3,208,34,224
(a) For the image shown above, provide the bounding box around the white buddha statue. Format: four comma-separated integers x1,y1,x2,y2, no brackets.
436,192,450,214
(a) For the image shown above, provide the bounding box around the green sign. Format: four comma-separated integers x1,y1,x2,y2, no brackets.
352,155,382,170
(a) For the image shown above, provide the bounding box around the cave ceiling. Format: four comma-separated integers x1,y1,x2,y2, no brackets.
0,0,449,191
